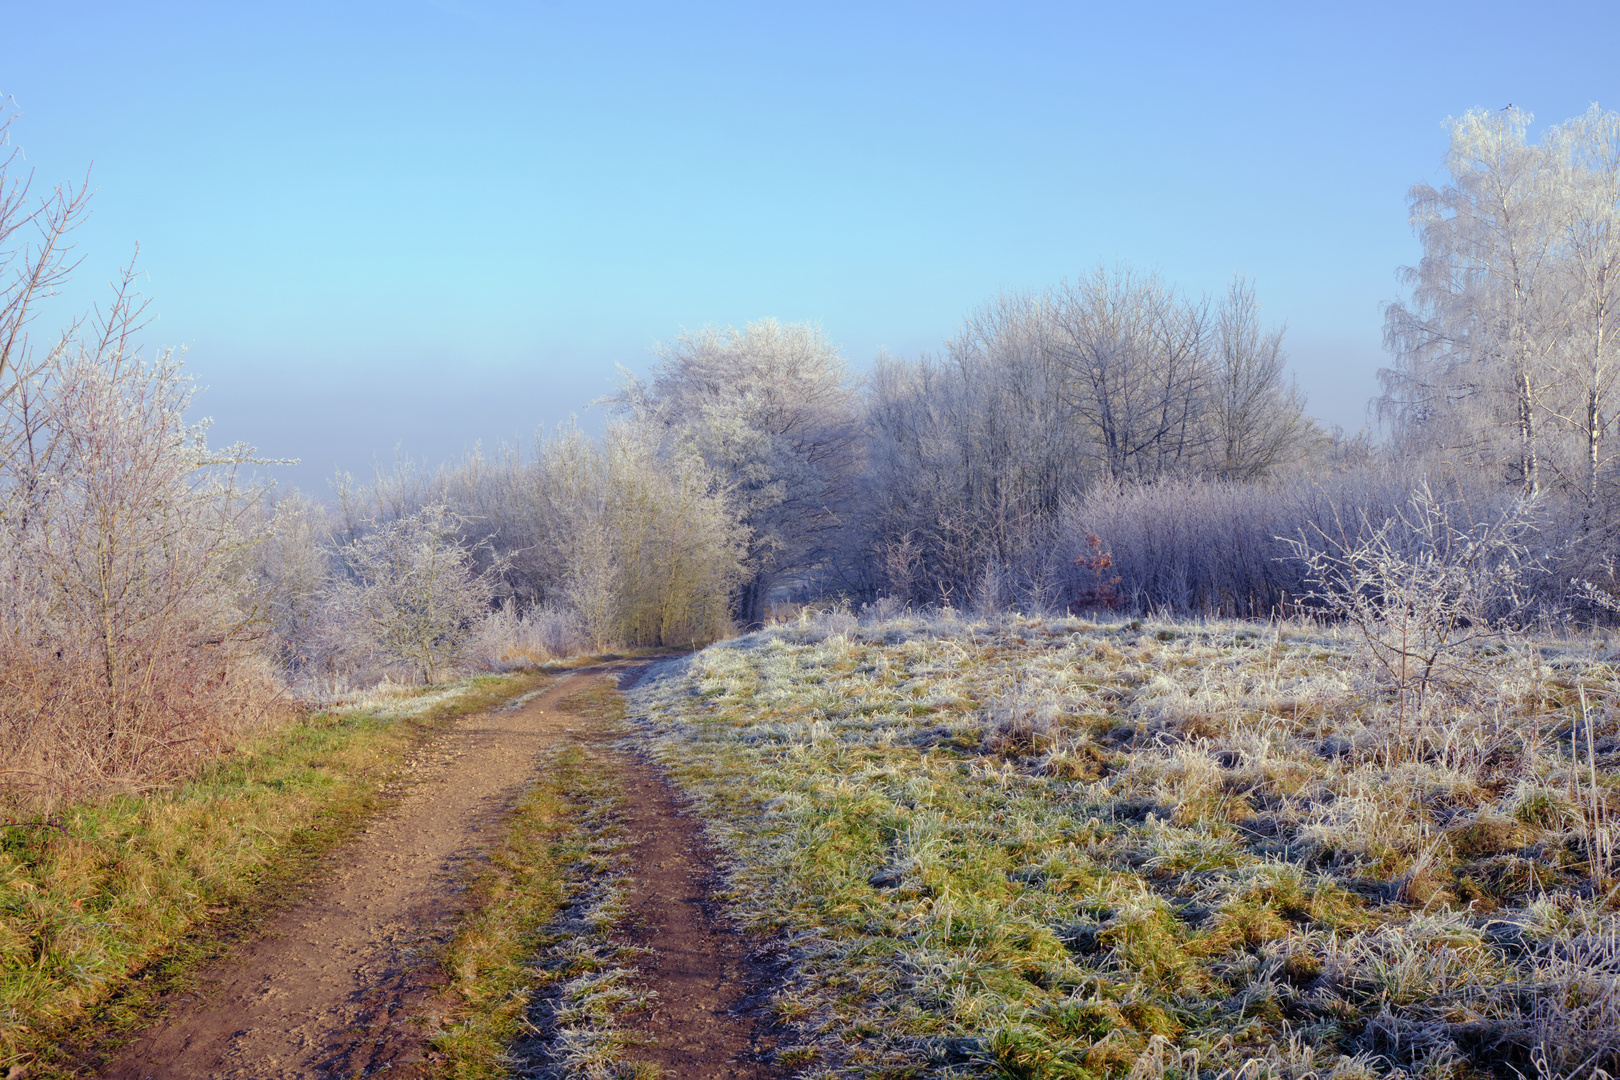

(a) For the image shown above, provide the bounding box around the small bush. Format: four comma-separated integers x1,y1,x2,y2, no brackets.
324,504,502,684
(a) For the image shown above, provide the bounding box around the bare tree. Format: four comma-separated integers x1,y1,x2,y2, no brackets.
1050,264,1211,481
0,105,289,805
1208,276,1313,478
307,416,745,660
1284,482,1546,760
860,297,1089,606
255,489,336,676
946,293,1085,555
0,275,278,799
857,268,1314,610
0,106,91,419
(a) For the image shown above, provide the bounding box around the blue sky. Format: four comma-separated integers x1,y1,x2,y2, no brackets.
5,1,1618,491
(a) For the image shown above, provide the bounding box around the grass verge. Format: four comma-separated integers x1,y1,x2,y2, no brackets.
2,669,551,1077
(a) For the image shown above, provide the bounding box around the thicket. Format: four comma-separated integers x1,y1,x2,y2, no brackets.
265,420,742,686
846,106,1620,622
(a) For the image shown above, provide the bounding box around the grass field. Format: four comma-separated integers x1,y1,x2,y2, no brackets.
627,611,1620,1080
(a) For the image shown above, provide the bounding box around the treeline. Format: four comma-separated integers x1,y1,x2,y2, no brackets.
6,104,1619,803
262,269,1316,674
270,424,742,674
855,271,1315,609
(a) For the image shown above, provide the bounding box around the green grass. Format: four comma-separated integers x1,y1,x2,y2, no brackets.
1,669,550,1076
627,611,1620,1080
432,736,648,1080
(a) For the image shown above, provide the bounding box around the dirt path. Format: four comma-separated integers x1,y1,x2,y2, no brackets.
609,755,781,1080
98,664,779,1080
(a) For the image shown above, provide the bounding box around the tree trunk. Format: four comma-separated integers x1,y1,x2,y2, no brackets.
1516,368,1539,496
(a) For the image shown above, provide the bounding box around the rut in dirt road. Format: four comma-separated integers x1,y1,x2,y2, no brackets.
604,755,783,1080
98,663,784,1080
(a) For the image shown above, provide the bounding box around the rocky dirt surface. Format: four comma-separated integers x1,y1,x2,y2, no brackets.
96,662,781,1080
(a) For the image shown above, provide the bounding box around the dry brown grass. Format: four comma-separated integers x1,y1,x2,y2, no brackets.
0,641,290,812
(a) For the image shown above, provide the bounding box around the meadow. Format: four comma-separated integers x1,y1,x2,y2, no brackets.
627,610,1620,1080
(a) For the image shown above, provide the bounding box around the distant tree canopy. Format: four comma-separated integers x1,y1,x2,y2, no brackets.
857,267,1314,608
253,104,1620,647
612,319,861,628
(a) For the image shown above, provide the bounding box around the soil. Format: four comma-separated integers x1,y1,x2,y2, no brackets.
95,662,782,1080
607,757,782,1080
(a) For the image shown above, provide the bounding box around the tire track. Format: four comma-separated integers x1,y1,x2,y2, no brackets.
96,662,782,1080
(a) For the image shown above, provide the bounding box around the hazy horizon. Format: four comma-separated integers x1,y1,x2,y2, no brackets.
8,0,1619,492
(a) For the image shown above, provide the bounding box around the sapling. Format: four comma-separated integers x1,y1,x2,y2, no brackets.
1285,481,1545,762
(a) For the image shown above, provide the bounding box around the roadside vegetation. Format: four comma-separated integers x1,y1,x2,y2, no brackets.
628,610,1620,1080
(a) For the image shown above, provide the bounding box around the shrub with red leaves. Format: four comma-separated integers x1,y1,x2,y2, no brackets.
1069,533,1122,612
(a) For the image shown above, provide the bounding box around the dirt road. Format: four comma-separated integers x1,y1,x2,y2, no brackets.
98,663,778,1080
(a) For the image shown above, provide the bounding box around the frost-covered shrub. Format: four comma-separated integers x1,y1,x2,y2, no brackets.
0,304,281,804
323,504,501,684
1057,467,1570,620
474,601,588,668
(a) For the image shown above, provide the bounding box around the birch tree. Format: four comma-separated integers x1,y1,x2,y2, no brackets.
1544,106,1620,506
1381,108,1564,493
1381,104,1620,523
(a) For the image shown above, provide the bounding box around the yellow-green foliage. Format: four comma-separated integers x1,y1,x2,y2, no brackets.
0,671,544,1070
628,612,1620,1080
